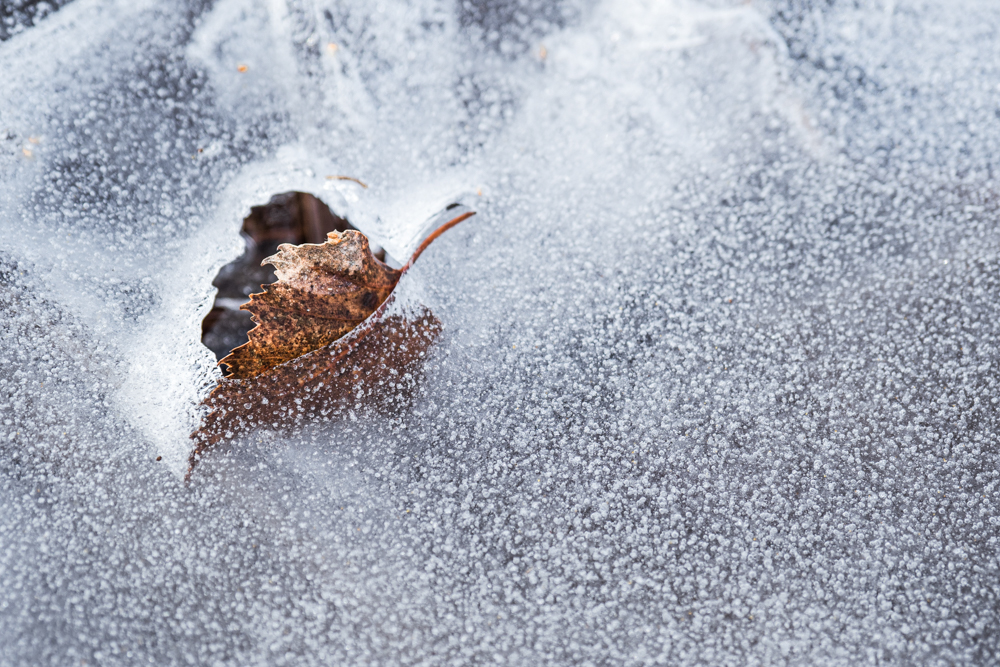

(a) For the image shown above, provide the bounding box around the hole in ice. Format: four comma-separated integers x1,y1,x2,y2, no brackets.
200,192,387,360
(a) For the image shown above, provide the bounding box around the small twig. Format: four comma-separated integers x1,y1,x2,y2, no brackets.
325,175,369,188
403,211,476,271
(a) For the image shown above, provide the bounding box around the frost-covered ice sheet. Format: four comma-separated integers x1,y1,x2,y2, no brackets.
1,0,1000,664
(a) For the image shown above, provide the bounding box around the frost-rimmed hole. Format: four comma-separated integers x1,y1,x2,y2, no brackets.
201,192,383,360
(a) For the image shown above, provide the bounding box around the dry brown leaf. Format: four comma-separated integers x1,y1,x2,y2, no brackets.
218,230,401,379
189,309,441,477
187,210,474,478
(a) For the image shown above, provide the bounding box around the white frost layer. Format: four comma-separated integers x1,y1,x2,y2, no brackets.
1,0,999,664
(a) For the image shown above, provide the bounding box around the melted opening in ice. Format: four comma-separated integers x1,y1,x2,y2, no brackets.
200,192,387,360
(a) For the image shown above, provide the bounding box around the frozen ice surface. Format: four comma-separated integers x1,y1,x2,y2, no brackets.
1,0,999,663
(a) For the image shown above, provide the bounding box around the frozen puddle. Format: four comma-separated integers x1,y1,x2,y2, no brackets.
1,0,999,664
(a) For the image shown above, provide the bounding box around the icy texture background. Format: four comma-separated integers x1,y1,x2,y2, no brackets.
2,0,1000,664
